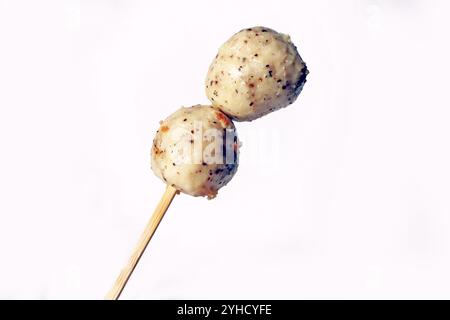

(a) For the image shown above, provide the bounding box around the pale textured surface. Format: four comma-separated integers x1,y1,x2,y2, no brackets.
151,105,238,198
205,26,308,121
1,0,450,300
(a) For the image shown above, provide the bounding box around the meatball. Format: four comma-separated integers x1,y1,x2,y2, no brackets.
151,105,239,198
205,26,308,121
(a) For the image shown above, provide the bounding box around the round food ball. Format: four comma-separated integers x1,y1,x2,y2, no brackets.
151,105,239,199
205,26,308,121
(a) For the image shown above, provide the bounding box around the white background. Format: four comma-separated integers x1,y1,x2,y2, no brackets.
1,0,450,299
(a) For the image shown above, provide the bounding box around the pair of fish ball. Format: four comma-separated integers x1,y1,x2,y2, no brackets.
151,27,308,198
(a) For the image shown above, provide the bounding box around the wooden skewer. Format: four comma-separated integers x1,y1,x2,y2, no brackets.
105,185,178,300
